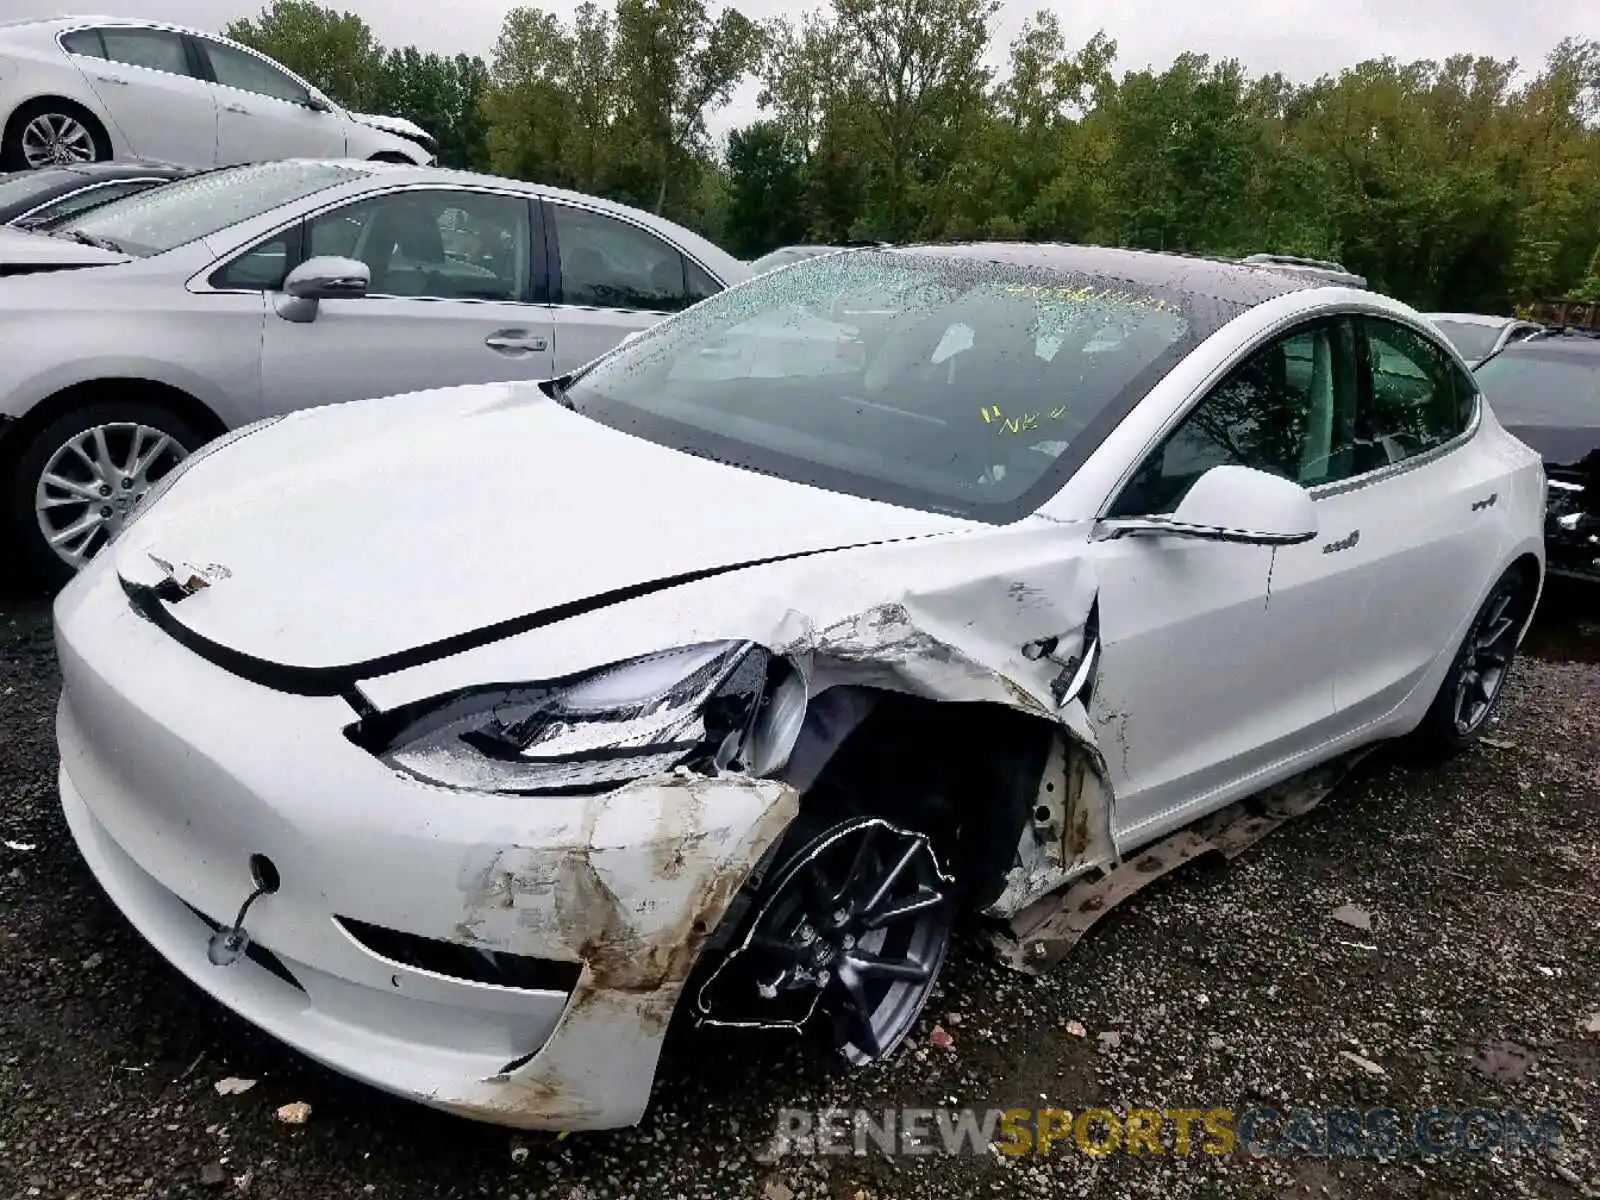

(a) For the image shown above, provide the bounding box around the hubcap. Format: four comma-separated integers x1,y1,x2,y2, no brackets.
35,423,188,571
697,816,952,1065
21,113,96,167
1453,585,1522,735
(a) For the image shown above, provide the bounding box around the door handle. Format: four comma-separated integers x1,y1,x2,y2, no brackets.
1470,492,1498,512
1321,529,1360,554
223,103,249,114
94,74,128,86
485,331,549,353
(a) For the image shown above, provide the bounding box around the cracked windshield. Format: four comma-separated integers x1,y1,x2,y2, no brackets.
567,252,1205,518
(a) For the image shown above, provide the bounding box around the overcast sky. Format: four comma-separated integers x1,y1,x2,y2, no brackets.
15,0,1597,140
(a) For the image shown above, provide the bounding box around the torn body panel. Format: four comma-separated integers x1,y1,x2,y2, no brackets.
440,774,800,1129
351,522,1116,924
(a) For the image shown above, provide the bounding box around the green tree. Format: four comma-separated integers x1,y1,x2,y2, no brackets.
223,0,382,107
723,120,809,255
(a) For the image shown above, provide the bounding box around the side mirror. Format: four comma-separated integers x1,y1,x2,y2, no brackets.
1093,464,1319,546
306,92,333,113
274,256,369,323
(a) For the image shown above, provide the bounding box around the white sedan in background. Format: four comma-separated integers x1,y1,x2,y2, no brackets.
54,243,1544,1130
0,15,433,169
0,158,748,581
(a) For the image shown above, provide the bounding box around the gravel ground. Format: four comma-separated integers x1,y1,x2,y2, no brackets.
1,579,1596,1200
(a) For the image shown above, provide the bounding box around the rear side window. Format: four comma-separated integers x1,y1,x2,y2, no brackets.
98,27,192,76
60,29,105,58
1360,317,1476,462
551,203,694,312
685,257,722,304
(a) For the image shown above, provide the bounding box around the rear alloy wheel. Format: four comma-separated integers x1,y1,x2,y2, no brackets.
3,103,110,169
697,815,953,1065
1414,567,1533,754
13,403,201,585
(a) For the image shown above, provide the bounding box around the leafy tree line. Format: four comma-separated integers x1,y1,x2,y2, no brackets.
227,0,1600,312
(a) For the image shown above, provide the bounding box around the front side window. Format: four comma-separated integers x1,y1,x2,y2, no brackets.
305,189,531,301
1111,319,1363,517
210,227,299,290
1361,317,1475,462
61,161,359,257
566,250,1224,521
552,204,693,312
202,40,312,105
97,27,192,76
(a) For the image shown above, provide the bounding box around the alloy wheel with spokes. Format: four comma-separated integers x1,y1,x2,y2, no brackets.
32,421,190,572
696,815,954,1065
21,113,98,167
1452,582,1524,736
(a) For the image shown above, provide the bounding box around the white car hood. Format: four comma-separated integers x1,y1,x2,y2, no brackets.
350,111,432,143
0,224,131,269
111,382,975,675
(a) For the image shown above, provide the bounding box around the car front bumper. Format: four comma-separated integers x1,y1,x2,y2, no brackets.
53,559,798,1129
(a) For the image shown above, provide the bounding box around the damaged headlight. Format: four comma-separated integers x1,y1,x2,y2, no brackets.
364,640,808,795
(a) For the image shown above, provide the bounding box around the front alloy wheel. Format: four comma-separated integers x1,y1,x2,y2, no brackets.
35,423,189,570
697,815,954,1064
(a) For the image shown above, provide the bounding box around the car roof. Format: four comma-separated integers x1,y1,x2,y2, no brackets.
1489,331,1600,359
198,159,748,283
1427,312,1523,327
883,242,1322,306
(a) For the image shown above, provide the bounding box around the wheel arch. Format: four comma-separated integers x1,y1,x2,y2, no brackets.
2,93,115,162
0,376,226,480
783,684,1081,912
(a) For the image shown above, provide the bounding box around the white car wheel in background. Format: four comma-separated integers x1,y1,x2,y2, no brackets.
12,401,203,585
3,100,111,170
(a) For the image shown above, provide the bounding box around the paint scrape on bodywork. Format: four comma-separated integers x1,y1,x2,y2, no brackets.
435,774,798,1129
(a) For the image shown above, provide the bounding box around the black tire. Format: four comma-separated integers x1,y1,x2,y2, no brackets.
2,99,112,170
10,401,206,589
1410,565,1535,756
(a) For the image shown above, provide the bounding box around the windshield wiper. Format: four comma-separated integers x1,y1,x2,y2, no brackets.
51,228,125,253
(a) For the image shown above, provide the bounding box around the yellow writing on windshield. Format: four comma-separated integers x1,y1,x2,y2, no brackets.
999,283,1179,314
981,404,1069,435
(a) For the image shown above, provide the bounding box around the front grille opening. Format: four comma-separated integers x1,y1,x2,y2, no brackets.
184,903,307,993
336,916,583,993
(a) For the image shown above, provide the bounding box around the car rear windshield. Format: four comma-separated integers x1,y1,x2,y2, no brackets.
57,161,362,257
0,168,77,211
1474,352,1600,425
1432,320,1501,360
566,250,1234,522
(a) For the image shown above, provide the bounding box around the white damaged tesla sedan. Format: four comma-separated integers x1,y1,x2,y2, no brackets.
54,243,1545,1130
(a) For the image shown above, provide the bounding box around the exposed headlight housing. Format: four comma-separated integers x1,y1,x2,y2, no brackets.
353,640,808,795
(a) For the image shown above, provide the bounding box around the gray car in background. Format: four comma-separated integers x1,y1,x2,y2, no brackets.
1425,312,1545,367
0,159,749,581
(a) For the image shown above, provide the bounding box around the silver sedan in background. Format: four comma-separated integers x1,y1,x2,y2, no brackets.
1425,312,1545,367
0,159,749,582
